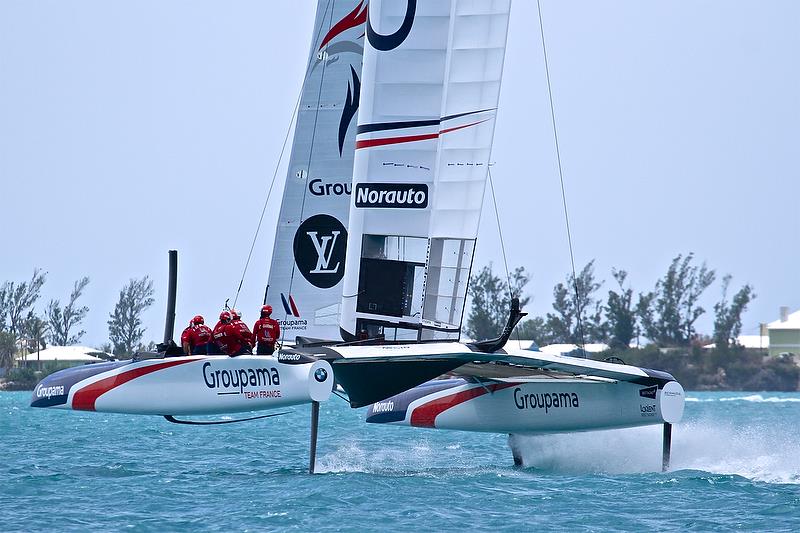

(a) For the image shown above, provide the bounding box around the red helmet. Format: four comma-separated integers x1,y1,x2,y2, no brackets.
219,311,232,323
261,305,272,316
231,309,241,320
192,315,204,325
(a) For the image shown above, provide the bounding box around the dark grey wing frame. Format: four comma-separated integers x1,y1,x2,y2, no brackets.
468,297,527,354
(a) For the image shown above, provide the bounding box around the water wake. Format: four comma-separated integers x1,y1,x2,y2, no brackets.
686,394,800,403
512,419,800,484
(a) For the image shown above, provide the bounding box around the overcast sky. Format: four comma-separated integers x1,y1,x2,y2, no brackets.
1,1,798,347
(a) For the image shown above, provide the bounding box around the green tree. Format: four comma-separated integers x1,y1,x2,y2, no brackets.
0,269,47,339
0,331,16,370
515,316,556,345
108,277,155,357
605,268,636,349
637,253,715,346
47,277,90,346
546,260,604,343
713,275,755,349
465,264,530,341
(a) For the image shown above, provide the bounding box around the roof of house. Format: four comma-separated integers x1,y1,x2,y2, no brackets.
768,310,800,330
539,343,609,356
703,335,769,349
15,346,110,363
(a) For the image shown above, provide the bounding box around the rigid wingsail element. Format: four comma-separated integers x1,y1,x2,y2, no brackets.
339,0,512,341
266,0,367,341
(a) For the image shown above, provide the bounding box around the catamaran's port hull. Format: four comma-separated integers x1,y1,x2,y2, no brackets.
30,355,333,415
366,378,684,434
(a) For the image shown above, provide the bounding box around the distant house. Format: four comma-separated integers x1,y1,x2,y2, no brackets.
15,346,112,367
703,335,769,350
539,343,609,357
767,307,800,357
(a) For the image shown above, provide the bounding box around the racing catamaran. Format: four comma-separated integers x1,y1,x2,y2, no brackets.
31,0,685,473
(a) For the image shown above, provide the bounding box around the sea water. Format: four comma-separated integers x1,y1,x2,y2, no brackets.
1,391,799,532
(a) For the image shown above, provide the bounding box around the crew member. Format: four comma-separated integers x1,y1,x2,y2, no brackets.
253,305,280,355
180,320,195,356
226,309,253,357
189,315,213,355
212,311,234,355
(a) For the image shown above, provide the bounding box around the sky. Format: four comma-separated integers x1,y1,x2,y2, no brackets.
1,1,798,348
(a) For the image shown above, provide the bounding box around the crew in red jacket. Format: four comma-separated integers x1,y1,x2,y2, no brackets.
253,305,280,355
226,309,253,357
180,320,195,356
189,315,213,354
212,311,234,355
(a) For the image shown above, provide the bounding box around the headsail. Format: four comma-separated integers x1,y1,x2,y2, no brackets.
266,0,367,341
340,0,512,341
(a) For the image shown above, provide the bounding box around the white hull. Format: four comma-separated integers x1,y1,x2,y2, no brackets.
32,355,333,416
366,378,685,434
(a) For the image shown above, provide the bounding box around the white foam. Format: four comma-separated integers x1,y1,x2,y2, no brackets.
511,420,800,484
686,395,800,403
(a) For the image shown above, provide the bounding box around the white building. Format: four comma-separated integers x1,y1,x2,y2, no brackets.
16,346,111,366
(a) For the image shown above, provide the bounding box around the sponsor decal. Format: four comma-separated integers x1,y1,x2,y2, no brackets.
35,384,65,400
371,400,395,414
277,351,302,362
314,1,367,158
640,404,657,417
202,361,281,398
339,66,361,156
280,293,300,317
513,388,580,414
314,368,328,383
308,178,352,197
293,214,348,289
367,0,416,51
354,183,428,209
639,386,658,399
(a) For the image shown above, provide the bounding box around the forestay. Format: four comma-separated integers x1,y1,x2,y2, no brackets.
340,0,512,341
266,0,367,341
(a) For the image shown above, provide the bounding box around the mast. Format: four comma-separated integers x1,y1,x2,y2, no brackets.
339,0,512,341
265,0,367,342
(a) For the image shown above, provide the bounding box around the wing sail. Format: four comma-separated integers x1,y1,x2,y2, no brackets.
339,0,513,342
266,0,367,341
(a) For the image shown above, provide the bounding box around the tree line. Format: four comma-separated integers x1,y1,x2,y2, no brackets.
0,272,156,369
465,253,756,350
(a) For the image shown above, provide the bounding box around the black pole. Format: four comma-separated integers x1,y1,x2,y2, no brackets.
309,401,320,474
662,422,672,472
163,250,178,344
263,284,270,305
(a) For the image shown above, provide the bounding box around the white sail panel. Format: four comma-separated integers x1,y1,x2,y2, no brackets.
340,0,511,341
266,0,367,342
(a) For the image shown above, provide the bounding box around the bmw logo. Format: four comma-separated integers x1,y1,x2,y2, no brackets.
314,368,328,383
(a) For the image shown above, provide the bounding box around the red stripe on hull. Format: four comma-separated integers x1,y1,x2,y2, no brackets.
72,359,194,411
410,382,517,428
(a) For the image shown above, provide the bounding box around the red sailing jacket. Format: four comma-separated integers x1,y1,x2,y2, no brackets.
192,324,213,346
180,326,193,348
224,320,253,354
213,321,234,355
253,317,280,346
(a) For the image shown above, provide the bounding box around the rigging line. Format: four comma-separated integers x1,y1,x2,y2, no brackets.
536,0,587,354
280,0,336,344
233,0,334,309
233,92,303,308
488,169,522,343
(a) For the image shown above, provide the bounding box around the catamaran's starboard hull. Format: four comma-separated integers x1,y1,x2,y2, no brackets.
366,378,685,434
30,355,333,415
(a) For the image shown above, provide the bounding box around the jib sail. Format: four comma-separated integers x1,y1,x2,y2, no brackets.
266,0,367,341
339,0,512,341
